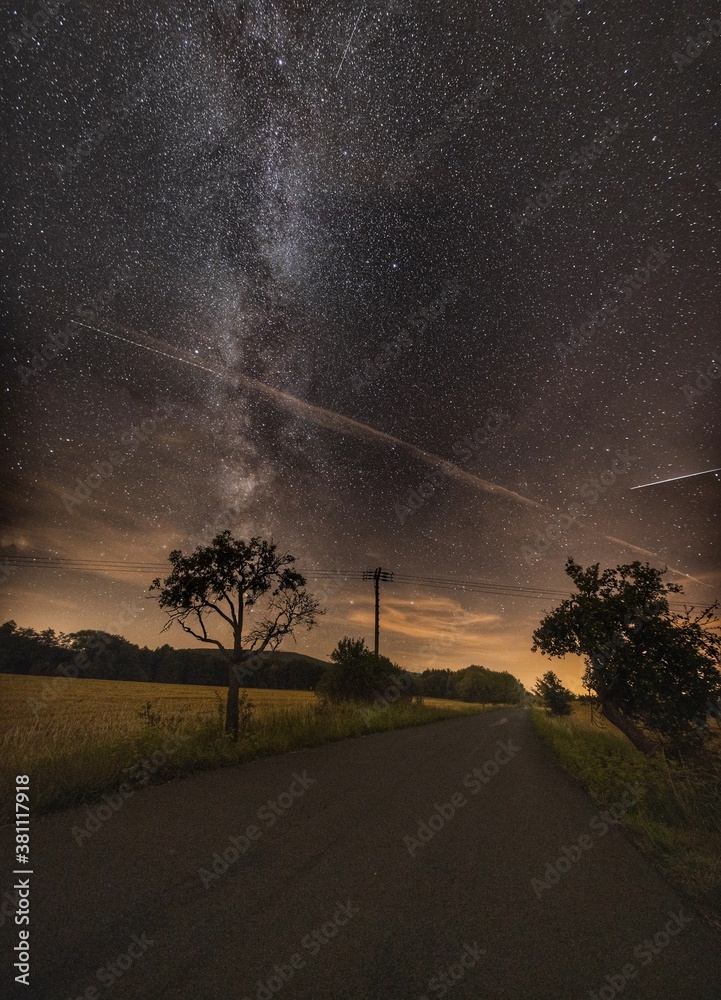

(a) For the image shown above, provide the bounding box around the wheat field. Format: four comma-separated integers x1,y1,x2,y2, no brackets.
0,673,490,819
0,672,476,732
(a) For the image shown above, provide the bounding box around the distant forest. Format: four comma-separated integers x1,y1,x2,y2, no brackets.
0,620,525,703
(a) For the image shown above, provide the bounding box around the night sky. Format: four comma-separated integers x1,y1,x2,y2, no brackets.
2,0,720,692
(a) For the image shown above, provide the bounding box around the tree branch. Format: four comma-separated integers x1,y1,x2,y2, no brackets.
201,598,235,628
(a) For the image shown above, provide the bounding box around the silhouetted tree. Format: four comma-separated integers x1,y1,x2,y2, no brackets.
317,636,411,703
532,558,721,755
150,531,322,738
65,630,148,681
454,664,524,704
533,670,574,715
0,620,69,675
417,668,456,699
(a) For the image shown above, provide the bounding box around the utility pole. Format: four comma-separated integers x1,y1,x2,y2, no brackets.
362,567,394,657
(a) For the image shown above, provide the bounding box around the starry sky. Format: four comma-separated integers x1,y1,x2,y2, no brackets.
2,0,720,692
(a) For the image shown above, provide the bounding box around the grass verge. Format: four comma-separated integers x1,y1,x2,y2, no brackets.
0,674,504,821
531,703,721,928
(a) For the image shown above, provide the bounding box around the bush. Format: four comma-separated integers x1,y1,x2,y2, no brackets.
316,636,413,704
533,670,574,715
454,664,524,704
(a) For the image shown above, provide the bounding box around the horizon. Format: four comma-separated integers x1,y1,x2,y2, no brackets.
3,2,718,701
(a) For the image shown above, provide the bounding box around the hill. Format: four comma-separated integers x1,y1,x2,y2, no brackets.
0,620,331,689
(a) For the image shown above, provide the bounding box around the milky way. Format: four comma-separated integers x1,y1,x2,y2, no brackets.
2,1,720,689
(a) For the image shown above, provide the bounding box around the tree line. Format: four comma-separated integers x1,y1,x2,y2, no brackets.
0,621,321,688
414,664,525,704
0,620,524,704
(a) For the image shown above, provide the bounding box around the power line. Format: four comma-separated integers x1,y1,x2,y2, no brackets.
0,556,702,609
0,558,565,596
393,572,571,597
0,557,363,577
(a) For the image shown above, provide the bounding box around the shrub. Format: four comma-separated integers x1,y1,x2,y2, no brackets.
534,670,574,715
316,636,413,704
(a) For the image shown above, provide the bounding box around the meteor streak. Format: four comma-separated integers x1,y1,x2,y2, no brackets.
631,468,721,490
70,318,704,585
335,6,365,78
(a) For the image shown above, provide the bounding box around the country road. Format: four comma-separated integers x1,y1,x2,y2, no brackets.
3,707,721,999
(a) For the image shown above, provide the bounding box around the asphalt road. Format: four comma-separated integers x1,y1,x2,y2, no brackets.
3,706,721,999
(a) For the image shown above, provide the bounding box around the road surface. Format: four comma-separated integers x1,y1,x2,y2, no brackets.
2,706,720,999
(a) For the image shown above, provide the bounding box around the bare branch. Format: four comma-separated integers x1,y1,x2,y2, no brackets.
244,590,322,652
177,619,226,652
201,598,235,628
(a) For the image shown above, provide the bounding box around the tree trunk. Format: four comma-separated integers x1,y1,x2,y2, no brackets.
226,658,240,740
600,699,657,755
225,611,243,741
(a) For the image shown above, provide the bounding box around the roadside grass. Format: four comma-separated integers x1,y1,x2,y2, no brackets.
0,674,503,822
532,702,721,925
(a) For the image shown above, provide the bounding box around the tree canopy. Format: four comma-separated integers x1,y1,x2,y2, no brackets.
150,531,322,737
317,636,412,704
533,670,574,715
454,664,525,704
532,558,721,754
413,664,524,704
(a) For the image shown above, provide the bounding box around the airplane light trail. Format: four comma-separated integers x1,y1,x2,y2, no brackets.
70,318,546,511
70,318,707,586
631,468,721,490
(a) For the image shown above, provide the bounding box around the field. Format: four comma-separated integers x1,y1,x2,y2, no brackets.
0,674,497,821
0,674,317,730
532,702,721,928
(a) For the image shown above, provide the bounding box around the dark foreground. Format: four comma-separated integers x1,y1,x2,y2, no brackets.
2,707,720,999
